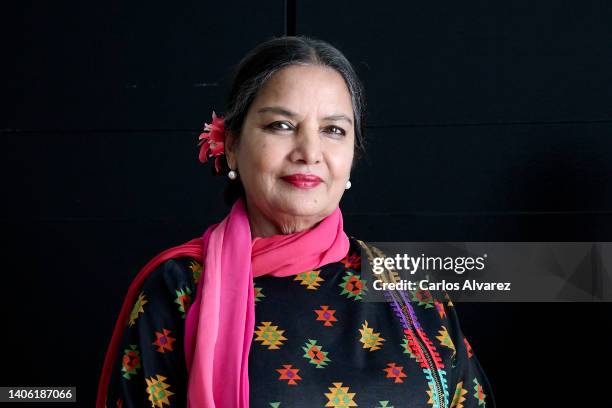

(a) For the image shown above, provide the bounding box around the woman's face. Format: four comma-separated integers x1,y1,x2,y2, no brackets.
226,64,355,235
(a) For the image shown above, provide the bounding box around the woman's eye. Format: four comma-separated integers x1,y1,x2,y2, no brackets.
325,126,346,136
266,122,345,136
267,121,293,131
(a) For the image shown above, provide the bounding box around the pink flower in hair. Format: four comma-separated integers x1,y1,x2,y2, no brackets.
198,110,225,173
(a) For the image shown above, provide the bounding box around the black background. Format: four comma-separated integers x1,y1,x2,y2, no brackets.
2,1,611,406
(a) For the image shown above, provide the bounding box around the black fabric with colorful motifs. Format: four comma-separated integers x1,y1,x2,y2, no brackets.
104,235,495,408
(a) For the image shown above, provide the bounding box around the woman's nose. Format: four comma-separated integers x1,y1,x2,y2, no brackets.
291,125,323,164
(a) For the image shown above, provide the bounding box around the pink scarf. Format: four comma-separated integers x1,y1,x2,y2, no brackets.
96,197,348,408
184,196,348,407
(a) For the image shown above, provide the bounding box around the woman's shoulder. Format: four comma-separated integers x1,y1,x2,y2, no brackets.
343,234,453,305
331,234,363,271
118,255,203,329
138,256,203,300
104,256,199,408
343,234,381,268
345,234,384,259
338,234,383,269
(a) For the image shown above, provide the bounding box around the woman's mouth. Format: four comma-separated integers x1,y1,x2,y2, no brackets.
281,174,323,189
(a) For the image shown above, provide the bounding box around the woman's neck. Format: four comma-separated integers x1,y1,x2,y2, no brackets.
244,199,324,238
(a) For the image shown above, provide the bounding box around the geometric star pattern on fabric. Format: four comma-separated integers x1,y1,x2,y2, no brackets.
152,328,176,353
382,362,407,383
436,325,456,359
464,337,474,359
174,286,192,318
120,344,141,380
338,271,367,301
411,289,435,309
450,381,468,408
254,285,266,304
188,260,203,286
294,269,325,290
254,321,287,350
434,299,446,319
359,320,385,351
128,291,147,327
302,339,331,368
145,374,175,407
472,377,486,406
314,305,338,327
340,251,361,271
444,291,455,308
324,382,358,407
276,364,302,385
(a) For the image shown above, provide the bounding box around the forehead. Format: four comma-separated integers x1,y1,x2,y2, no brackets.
251,65,353,117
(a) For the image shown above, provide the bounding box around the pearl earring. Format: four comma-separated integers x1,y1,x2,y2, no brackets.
228,170,238,180
345,180,351,189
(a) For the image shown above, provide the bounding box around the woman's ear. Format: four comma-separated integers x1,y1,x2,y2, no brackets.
225,131,238,169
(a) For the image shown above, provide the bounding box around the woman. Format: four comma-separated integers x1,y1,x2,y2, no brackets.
97,36,495,408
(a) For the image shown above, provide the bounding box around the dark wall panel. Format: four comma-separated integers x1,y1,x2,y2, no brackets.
2,130,226,222
298,1,612,125
2,1,285,130
345,123,612,216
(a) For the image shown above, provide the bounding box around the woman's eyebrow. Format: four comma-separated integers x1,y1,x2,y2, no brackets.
324,114,353,125
257,106,353,125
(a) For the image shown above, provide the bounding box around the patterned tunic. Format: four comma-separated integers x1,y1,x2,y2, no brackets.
103,235,495,408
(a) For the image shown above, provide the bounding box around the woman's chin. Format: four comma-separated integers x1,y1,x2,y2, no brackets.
283,203,322,217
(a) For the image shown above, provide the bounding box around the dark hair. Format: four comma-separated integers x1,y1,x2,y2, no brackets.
216,35,368,206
